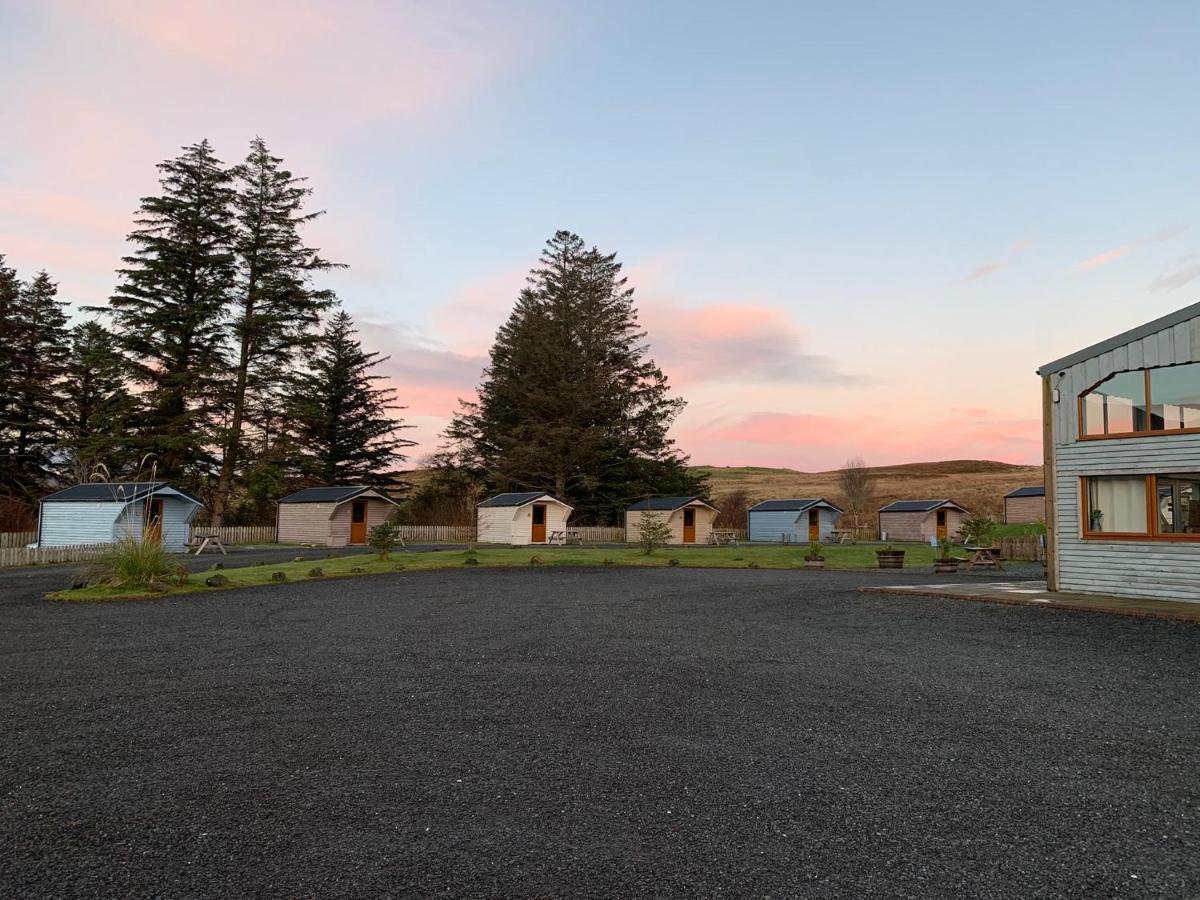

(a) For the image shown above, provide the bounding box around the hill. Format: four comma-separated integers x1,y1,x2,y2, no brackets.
693,459,1043,520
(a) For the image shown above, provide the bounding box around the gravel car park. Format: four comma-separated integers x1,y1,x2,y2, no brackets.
2,566,1197,897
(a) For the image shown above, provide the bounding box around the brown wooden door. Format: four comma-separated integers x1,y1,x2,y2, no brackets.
531,504,547,543
808,509,820,542
144,498,164,544
683,507,696,543
936,509,948,540
350,500,368,544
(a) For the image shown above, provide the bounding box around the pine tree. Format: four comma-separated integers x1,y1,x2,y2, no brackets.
59,321,136,482
210,138,339,525
105,140,235,483
0,271,71,498
445,230,704,523
0,256,21,482
287,309,414,484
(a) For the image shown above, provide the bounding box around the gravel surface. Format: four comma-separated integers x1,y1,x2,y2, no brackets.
1,566,1197,898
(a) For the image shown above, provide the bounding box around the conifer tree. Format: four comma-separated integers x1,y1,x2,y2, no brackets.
105,140,235,483
0,256,21,474
445,230,704,523
287,309,414,484
59,321,135,482
0,271,71,498
210,138,338,525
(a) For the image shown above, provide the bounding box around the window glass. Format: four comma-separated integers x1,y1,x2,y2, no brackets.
1086,476,1147,533
1150,362,1200,431
1081,370,1146,435
1156,474,1200,534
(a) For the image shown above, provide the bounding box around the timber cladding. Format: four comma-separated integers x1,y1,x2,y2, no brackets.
1004,495,1046,524
624,504,716,545
276,493,396,547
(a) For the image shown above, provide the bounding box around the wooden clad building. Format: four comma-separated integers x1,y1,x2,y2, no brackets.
37,482,202,551
625,496,718,545
1003,486,1046,524
877,500,968,542
276,486,398,547
1038,301,1200,602
747,498,842,543
477,492,573,545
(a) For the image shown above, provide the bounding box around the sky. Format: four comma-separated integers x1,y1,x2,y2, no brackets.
2,0,1199,471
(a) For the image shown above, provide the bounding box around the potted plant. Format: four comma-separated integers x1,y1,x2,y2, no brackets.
933,538,959,574
1089,508,1104,532
876,544,905,569
804,541,825,569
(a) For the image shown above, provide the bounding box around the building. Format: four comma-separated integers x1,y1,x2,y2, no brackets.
747,498,843,543
877,500,969,542
1038,302,1200,601
276,486,398,547
1004,486,1046,524
477,492,573,545
625,496,718,545
37,482,203,551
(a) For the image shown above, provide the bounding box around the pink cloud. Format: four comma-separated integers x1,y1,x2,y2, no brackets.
962,238,1032,282
1072,224,1187,272
677,409,1042,468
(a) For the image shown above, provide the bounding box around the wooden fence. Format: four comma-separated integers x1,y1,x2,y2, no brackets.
0,531,36,549
997,536,1044,561
187,525,277,545
0,543,109,569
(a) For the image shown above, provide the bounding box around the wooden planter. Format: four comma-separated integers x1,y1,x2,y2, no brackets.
933,560,959,575
876,550,906,569
804,557,825,569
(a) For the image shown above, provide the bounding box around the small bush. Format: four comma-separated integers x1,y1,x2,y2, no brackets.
637,513,672,555
529,556,543,566
668,558,681,567
205,573,229,588
307,567,324,577
369,521,402,559
464,557,479,566
602,558,615,566
271,571,287,582
92,538,177,589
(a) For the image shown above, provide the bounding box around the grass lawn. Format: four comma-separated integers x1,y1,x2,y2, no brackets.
992,522,1046,538
51,542,955,602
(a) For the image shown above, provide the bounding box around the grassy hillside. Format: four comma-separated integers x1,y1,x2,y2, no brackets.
397,459,1044,521
693,459,1043,520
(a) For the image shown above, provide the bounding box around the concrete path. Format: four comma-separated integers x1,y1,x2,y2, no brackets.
863,579,1200,623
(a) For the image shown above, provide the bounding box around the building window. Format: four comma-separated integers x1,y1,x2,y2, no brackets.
1083,474,1200,540
1079,362,1200,438
1085,476,1147,534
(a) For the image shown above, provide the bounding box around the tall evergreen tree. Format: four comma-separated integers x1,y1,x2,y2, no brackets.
104,140,235,483
0,271,71,498
445,230,704,523
210,137,338,525
287,309,414,484
0,256,21,485
59,321,135,482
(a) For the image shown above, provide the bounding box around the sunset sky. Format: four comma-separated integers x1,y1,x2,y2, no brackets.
3,1,1199,470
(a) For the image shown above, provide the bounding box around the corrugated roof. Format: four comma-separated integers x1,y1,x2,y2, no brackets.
748,498,843,513
627,496,709,511
41,482,202,504
1005,485,1046,498
1037,300,1200,375
879,499,966,513
279,486,381,504
477,491,554,508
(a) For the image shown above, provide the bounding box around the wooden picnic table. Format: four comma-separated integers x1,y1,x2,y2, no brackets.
709,529,739,546
829,529,856,545
547,529,582,546
964,545,1005,571
190,532,227,556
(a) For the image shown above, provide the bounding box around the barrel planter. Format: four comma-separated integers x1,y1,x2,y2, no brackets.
876,549,906,569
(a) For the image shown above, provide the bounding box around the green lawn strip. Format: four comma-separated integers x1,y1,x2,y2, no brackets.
991,523,1046,538
50,543,952,602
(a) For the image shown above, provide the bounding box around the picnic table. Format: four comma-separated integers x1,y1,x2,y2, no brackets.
829,528,856,545
964,545,1005,571
190,531,227,556
709,529,740,546
547,530,582,546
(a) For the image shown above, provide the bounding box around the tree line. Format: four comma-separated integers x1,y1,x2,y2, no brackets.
0,138,412,528
1,143,703,529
